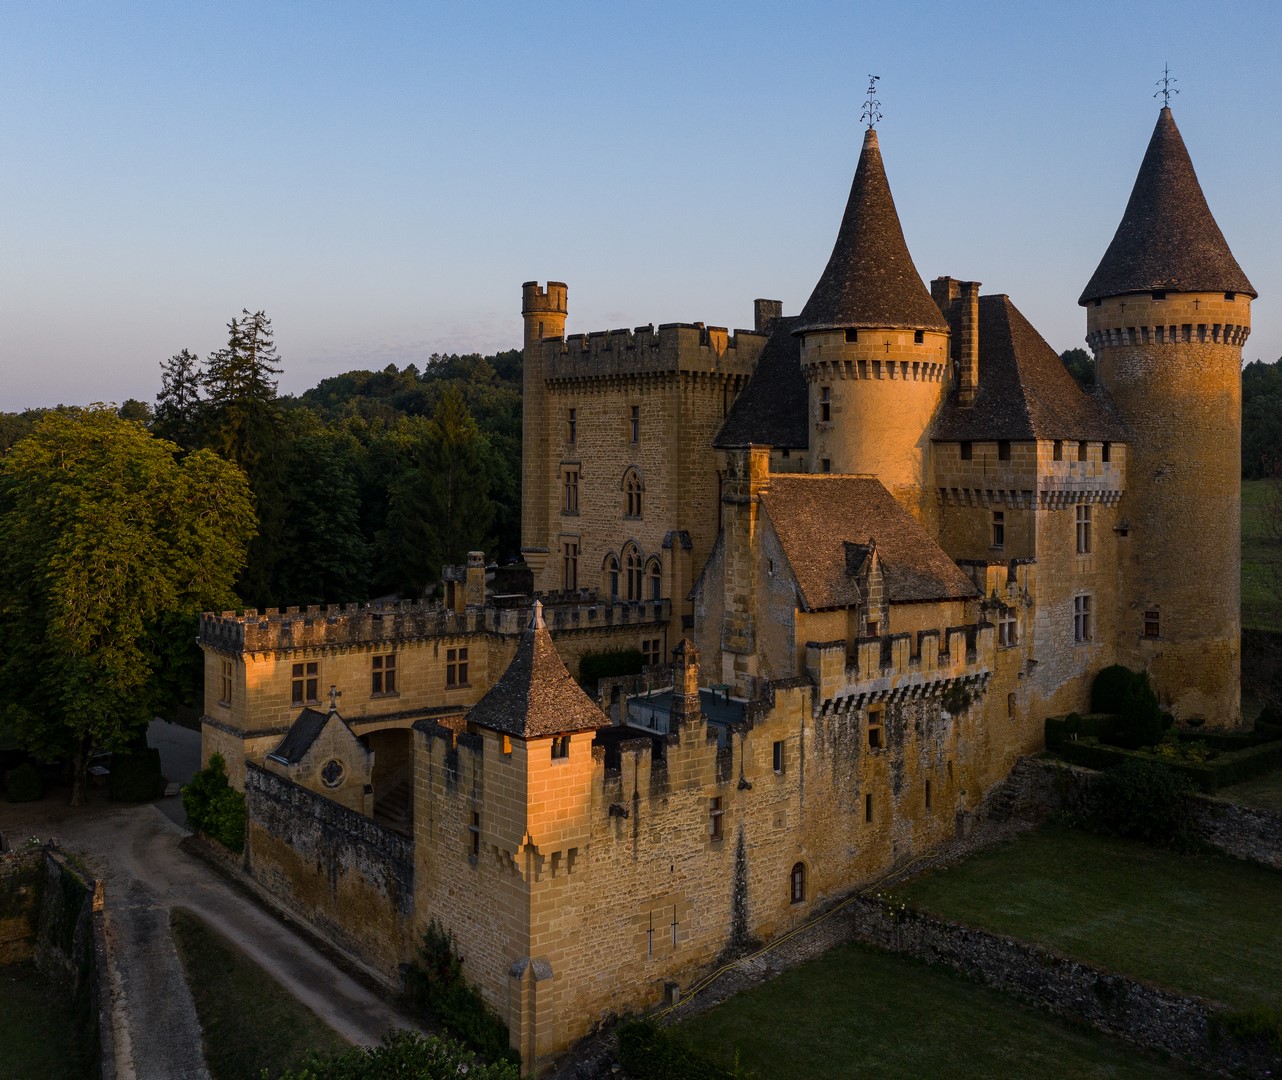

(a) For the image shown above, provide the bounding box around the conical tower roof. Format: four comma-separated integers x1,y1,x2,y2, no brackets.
794,128,948,335
465,601,606,739
1080,108,1255,304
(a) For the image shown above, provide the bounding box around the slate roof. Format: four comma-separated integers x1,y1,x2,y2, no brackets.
713,317,808,449
268,708,330,765
794,129,948,335
466,601,608,739
1080,108,1255,304
932,294,1128,442
759,476,978,609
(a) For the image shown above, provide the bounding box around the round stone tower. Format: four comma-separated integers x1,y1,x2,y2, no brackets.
520,281,568,578
794,127,950,524
1080,107,1255,723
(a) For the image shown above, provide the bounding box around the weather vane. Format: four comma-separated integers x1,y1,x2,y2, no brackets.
861,74,882,129
1154,63,1178,108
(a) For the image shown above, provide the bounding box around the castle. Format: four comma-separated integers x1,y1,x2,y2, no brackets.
198,105,1253,1074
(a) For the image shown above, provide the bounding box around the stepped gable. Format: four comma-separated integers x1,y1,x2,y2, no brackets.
794,128,948,335
466,600,607,739
933,294,1127,442
268,708,331,765
760,475,978,610
1080,107,1255,304
713,316,807,449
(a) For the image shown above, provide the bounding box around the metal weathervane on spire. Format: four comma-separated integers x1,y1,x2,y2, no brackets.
1154,63,1179,108
861,74,882,129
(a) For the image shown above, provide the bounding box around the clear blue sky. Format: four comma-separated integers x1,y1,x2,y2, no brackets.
2,1,1279,411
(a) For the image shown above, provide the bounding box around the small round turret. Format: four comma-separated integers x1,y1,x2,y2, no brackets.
522,281,568,350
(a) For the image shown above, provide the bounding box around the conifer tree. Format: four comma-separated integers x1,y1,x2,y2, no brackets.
153,348,204,448
202,309,282,469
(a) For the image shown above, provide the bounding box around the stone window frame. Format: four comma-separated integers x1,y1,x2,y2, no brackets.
997,440,1011,462
623,467,644,519
819,385,832,424
562,465,580,515
865,792,874,823
603,553,620,599
629,404,640,444
866,705,885,750
641,637,662,669
997,608,1017,647
219,659,233,706
991,510,1005,550
622,542,643,601
371,652,397,696
790,861,806,904
468,810,481,862
960,441,973,462
709,796,724,842
645,557,662,601
1073,594,1093,644
566,406,577,446
551,735,570,761
1076,504,1092,555
773,739,785,774
320,759,345,788
562,537,580,592
291,661,320,706
1053,440,1063,462
1143,609,1161,639
446,646,470,688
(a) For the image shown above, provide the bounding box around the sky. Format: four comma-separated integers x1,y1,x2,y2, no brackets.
2,1,1280,411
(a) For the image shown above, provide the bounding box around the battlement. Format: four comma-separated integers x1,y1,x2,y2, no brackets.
1085,290,1250,351
199,597,672,655
522,280,568,316
544,323,764,383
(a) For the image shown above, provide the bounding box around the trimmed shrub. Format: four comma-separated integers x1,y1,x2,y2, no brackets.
1091,760,1190,845
404,921,518,1068
275,1029,519,1080
617,1018,747,1080
579,648,645,689
1091,665,1136,713
3,761,43,802
181,754,246,853
109,748,164,802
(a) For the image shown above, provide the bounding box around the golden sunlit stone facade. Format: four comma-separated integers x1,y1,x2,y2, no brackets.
198,107,1251,1075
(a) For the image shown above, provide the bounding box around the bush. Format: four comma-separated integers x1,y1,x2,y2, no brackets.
1095,668,1163,749
579,648,646,690
617,1018,748,1080
1091,665,1136,713
3,761,43,802
182,754,246,853
109,748,164,802
1091,760,1190,845
273,1028,519,1080
404,921,518,1068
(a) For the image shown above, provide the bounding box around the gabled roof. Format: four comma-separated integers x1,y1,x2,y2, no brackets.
794,129,948,335
1080,108,1255,304
760,476,978,609
932,295,1127,442
268,708,330,765
466,601,607,739
713,317,807,449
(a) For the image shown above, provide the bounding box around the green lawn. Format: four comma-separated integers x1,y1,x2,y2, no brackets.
897,824,1282,1011
680,941,1201,1080
171,907,348,1080
0,962,92,1080
1242,478,1282,631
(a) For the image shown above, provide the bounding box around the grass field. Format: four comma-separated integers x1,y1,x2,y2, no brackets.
897,824,1282,1011
1243,478,1282,631
679,941,1202,1080
0,962,92,1080
1219,768,1282,811
170,907,348,1080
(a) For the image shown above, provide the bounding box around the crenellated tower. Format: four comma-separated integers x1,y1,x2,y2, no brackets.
1080,107,1255,723
520,281,568,579
794,127,951,525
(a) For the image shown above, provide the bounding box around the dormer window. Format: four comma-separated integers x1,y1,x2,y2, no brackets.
845,328,858,343
913,330,924,344
1225,292,1236,301
1151,291,1166,301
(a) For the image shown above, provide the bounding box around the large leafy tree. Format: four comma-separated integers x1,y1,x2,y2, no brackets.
0,408,256,803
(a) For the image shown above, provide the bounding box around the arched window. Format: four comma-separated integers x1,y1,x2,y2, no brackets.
790,862,806,904
623,544,643,601
603,554,620,599
623,468,643,519
646,558,662,602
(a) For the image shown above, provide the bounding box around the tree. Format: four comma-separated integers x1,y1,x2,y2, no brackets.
0,408,256,803
117,398,152,423
153,348,204,449
1060,347,1094,387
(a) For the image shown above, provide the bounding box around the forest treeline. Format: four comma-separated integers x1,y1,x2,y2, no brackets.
1,311,523,611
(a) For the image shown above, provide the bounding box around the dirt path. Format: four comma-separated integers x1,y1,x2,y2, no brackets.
5,795,411,1079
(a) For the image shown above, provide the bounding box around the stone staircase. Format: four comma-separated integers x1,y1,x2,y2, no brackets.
373,778,412,835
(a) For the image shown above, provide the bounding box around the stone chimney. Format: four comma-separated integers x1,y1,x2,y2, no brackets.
754,299,783,334
931,277,981,407
669,639,703,727
465,551,487,608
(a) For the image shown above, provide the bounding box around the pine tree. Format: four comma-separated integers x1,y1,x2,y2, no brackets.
154,348,204,448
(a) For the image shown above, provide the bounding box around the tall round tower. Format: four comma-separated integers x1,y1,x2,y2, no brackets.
1080,107,1255,723
794,128,951,524
520,281,568,579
